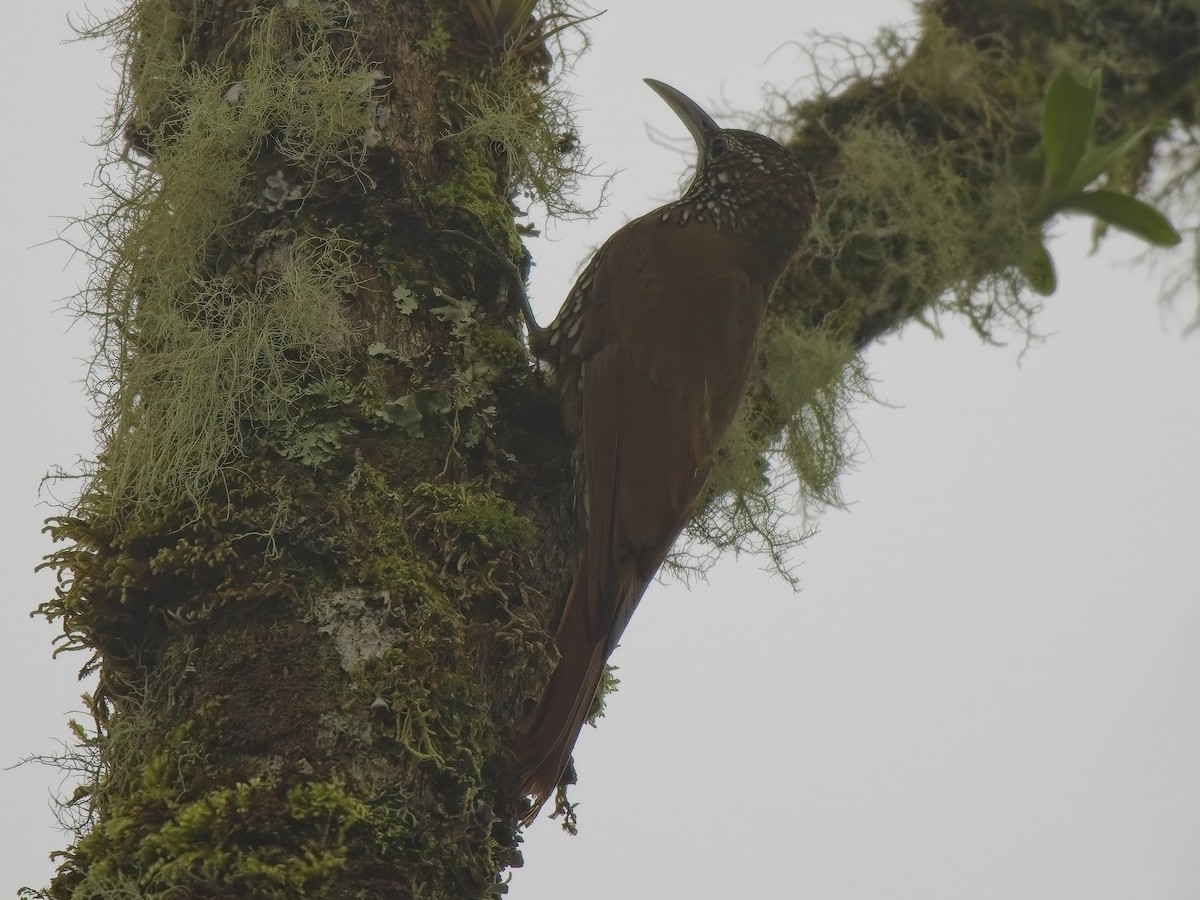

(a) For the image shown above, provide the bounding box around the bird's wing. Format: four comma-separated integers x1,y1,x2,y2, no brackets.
516,217,769,815
573,216,768,647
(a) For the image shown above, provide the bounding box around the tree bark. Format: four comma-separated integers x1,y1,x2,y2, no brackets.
32,1,1200,897
37,1,569,895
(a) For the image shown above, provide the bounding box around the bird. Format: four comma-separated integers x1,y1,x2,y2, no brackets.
515,79,819,823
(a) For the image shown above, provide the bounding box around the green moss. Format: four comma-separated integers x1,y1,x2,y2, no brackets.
413,481,537,553
64,771,370,896
415,2,453,62
133,778,366,891
38,463,527,896
353,517,447,599
454,59,606,218
44,700,209,894
422,144,522,256
37,463,326,681
798,19,1043,337
472,325,529,373
813,121,1029,334
76,0,384,522
339,464,534,590
319,467,523,895
903,13,1040,138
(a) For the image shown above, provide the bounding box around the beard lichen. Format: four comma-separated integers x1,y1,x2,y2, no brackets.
72,0,383,523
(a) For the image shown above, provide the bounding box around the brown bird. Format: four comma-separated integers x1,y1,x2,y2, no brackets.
516,79,818,822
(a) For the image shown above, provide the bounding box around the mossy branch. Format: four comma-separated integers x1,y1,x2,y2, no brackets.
680,1,1200,570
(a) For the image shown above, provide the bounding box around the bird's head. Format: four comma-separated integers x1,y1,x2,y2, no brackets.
644,78,817,244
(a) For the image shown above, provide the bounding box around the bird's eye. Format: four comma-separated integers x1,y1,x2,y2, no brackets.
709,135,729,158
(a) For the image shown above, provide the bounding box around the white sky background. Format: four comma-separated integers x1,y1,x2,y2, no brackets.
4,1,1199,897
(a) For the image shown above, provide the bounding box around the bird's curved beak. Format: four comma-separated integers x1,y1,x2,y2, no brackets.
643,79,720,148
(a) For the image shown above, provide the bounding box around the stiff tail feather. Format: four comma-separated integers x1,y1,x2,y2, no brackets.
514,561,641,825
514,638,606,824
516,558,612,821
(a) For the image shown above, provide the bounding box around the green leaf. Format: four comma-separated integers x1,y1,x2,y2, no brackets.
1064,126,1150,194
1020,241,1058,295
1042,69,1099,190
1059,190,1183,246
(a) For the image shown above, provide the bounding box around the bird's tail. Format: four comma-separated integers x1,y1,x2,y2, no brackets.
514,576,612,825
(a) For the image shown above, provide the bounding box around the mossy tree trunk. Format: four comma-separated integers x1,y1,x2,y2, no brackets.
37,1,571,896
33,0,1200,897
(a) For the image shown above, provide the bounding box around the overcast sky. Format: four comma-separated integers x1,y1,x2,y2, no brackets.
4,1,1199,897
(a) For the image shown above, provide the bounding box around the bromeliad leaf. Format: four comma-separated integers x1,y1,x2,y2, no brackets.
1020,68,1181,295
1059,190,1183,246
1041,69,1099,191
1064,125,1153,195
1019,240,1057,296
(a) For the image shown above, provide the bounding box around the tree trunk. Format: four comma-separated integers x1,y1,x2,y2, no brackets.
37,1,572,895
32,0,1199,897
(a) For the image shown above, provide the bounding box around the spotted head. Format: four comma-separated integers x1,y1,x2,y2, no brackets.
644,78,817,254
